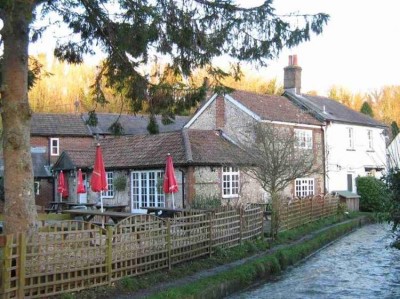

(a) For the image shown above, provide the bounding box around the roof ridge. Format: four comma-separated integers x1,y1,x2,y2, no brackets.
182,129,193,163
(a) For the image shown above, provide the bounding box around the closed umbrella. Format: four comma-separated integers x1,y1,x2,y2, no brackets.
77,168,86,194
90,144,108,213
57,170,68,202
163,153,178,208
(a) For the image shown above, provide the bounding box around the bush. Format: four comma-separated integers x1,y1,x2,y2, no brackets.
191,195,221,210
356,176,389,212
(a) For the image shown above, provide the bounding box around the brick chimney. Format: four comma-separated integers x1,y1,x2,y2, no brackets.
284,54,302,94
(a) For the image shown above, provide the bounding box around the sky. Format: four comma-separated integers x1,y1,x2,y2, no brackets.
28,0,400,96
240,0,400,95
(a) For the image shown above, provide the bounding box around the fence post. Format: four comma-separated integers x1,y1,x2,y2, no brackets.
166,219,172,270
239,208,243,245
300,200,303,226
209,212,213,257
1,234,13,296
311,198,314,221
106,226,113,284
18,233,27,299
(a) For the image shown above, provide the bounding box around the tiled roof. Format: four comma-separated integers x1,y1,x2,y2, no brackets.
229,90,322,126
0,152,52,177
83,113,190,135
100,132,187,168
31,114,92,136
286,92,387,128
187,130,252,165
54,130,251,169
31,113,190,137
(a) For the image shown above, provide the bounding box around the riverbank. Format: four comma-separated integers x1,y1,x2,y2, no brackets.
60,214,372,299
107,215,372,299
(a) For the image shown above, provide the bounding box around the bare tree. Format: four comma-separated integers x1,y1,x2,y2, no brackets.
235,123,322,237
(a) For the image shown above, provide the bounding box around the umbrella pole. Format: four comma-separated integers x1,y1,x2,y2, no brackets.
172,193,175,209
100,192,105,228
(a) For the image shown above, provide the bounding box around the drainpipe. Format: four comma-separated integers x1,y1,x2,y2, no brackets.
179,169,185,208
322,124,329,193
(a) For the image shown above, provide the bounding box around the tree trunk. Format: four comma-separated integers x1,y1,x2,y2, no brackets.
270,191,280,239
1,2,38,234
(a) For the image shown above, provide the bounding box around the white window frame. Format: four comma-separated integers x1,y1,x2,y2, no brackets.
294,129,313,150
50,138,59,156
367,129,374,151
131,170,165,210
347,127,354,150
102,172,114,198
295,178,315,197
222,166,240,198
34,181,40,195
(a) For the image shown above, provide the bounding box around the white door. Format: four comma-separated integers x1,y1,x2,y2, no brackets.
78,173,88,204
131,170,165,213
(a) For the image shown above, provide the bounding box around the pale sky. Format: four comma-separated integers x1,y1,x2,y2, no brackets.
29,0,400,96
240,0,400,95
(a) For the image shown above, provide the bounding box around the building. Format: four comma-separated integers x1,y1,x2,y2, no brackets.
388,133,400,170
283,55,388,193
53,130,254,212
1,113,190,208
185,88,325,201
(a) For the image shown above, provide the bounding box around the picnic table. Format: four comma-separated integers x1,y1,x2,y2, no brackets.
141,207,206,218
44,201,68,213
44,202,97,213
63,209,134,224
94,204,128,212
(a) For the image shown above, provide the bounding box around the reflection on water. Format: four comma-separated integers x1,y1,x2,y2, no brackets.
230,224,400,299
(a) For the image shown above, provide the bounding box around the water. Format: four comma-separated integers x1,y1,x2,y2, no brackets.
230,224,400,299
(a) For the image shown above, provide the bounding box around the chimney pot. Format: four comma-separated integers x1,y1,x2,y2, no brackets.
293,55,298,66
288,55,293,66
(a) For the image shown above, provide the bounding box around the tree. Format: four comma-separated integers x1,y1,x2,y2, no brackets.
236,123,321,237
360,101,374,117
0,1,329,234
391,121,399,138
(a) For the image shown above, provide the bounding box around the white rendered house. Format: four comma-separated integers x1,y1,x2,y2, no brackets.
284,55,388,193
388,133,400,170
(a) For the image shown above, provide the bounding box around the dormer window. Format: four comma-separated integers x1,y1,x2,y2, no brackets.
295,129,312,150
50,138,59,156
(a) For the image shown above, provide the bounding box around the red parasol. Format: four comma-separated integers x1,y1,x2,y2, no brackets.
76,168,86,194
90,144,108,213
57,170,69,200
163,154,178,208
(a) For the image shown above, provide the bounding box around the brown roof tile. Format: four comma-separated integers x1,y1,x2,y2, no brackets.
55,130,251,169
100,132,186,168
188,130,252,165
229,90,322,126
31,113,92,136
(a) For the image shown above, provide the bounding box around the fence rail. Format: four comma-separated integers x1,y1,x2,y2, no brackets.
278,195,338,232
0,206,263,298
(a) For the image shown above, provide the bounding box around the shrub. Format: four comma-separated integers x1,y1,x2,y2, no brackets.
356,176,389,212
191,194,221,210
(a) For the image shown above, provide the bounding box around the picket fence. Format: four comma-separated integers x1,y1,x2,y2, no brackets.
0,206,263,298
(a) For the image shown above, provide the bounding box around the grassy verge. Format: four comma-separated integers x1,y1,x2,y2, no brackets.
59,213,370,299
147,218,365,299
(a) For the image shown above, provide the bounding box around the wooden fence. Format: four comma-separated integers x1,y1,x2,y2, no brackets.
0,206,263,298
277,195,338,232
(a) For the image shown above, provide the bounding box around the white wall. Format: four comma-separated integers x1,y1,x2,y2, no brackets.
388,134,400,170
325,122,387,193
